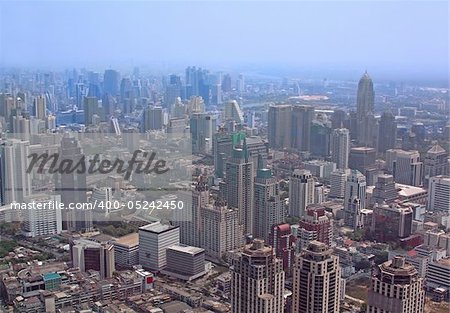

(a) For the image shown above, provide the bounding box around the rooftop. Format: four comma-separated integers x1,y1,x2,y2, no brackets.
114,233,139,247
139,221,178,234
167,244,204,255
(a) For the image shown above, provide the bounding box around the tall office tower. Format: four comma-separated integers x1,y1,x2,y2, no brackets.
268,223,296,273
190,112,216,154
224,100,244,124
83,96,100,126
139,221,180,271
310,119,331,157
224,144,254,235
343,170,366,230
0,139,32,205
424,144,449,186
291,105,314,152
367,256,425,313
298,205,332,251
370,203,413,242
58,136,91,232
377,110,397,153
330,128,350,169
211,84,222,106
173,178,209,247
348,147,376,173
103,69,120,96
289,169,315,218
253,157,284,240
213,129,236,178
231,239,285,313
185,66,200,97
331,109,346,129
236,74,245,94
348,110,358,140
200,198,243,259
142,105,163,131
33,95,46,120
292,241,341,313
391,150,423,186
371,174,398,206
221,73,232,92
268,105,292,149
71,239,115,279
0,93,16,121
356,71,375,146
329,169,350,199
428,176,450,212
22,194,62,238
120,77,133,101
165,75,182,109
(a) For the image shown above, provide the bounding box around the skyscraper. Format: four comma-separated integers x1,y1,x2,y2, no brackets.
142,105,163,131
268,223,296,273
330,128,350,169
58,136,91,232
103,69,120,96
224,100,244,124
356,71,375,146
231,239,285,313
291,105,314,152
344,170,366,230
371,174,398,206
427,175,450,212
268,105,292,149
253,156,284,240
190,112,216,154
200,198,243,260
367,256,425,313
22,194,62,238
329,169,350,199
424,144,449,186
390,150,423,186
298,204,332,251
289,169,315,218
378,110,397,153
292,241,341,313
33,95,47,120
225,144,254,235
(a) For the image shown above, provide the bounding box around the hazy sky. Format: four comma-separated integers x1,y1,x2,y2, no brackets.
0,1,448,80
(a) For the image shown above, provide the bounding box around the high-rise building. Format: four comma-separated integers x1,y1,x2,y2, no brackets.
371,174,398,206
165,245,207,280
331,109,346,129
58,136,91,232
83,96,100,126
103,69,120,96
367,256,425,313
268,223,296,273
268,105,292,149
33,95,47,120
0,138,32,205
289,169,315,218
389,150,423,186
330,128,350,169
329,169,350,199
224,100,244,124
173,178,209,247
349,147,376,173
370,203,413,242
303,160,337,181
378,110,397,153
253,156,284,240
142,105,163,131
231,239,285,313
138,221,180,271
310,119,331,157
356,71,375,147
291,105,314,152
424,144,449,186
113,233,139,269
224,144,254,235
298,205,332,251
200,199,243,260
190,112,216,154
427,176,450,212
292,241,341,313
22,194,62,238
344,170,366,230
71,239,115,279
